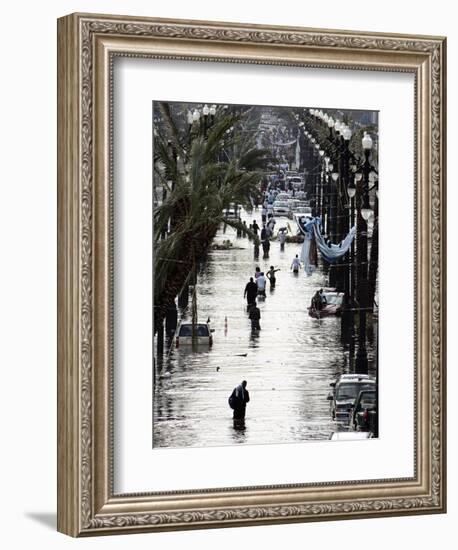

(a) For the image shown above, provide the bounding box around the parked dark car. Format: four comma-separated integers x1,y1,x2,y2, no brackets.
350,389,378,434
327,374,376,424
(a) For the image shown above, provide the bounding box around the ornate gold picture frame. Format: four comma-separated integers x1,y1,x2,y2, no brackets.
57,13,446,536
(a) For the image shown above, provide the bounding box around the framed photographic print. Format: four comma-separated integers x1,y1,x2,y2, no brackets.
57,13,446,536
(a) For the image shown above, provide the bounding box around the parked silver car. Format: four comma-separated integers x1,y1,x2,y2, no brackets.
175,322,214,347
272,201,290,216
328,374,376,424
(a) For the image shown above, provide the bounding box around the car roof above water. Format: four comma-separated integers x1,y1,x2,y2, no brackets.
178,323,210,335
338,374,373,382
329,431,373,441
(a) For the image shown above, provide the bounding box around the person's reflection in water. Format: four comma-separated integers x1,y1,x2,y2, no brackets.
231,423,248,443
249,328,260,348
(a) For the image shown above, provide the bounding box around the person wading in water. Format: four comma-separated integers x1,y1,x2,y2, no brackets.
266,265,280,289
244,277,258,308
252,220,260,237
228,380,250,429
291,254,301,274
256,271,267,298
278,227,288,251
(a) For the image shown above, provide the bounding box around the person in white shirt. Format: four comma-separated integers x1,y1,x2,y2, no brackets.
256,272,267,297
267,203,274,219
291,254,301,274
267,217,276,236
279,228,287,250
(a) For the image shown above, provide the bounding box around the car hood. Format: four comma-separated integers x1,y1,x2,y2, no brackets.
335,399,354,407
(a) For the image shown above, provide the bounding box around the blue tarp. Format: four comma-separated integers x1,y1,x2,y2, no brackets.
300,217,356,270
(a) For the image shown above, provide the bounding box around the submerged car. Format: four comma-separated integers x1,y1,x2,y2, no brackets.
274,193,291,202
350,388,378,433
288,202,310,219
175,322,214,347
328,375,376,424
273,201,290,216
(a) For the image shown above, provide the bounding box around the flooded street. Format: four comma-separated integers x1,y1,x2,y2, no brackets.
153,207,375,448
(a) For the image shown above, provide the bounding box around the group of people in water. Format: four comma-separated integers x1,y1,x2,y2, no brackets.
243,255,306,331
248,216,279,259
243,266,277,331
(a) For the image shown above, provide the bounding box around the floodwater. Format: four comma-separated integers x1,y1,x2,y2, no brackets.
153,208,376,448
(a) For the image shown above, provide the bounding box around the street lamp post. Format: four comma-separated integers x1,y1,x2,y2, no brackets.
202,104,210,135
349,172,359,300
329,171,339,243
339,125,352,294
331,125,352,293
209,104,216,125
319,149,325,220
347,173,357,370
323,156,331,235
355,132,373,374
313,143,320,217
367,175,379,313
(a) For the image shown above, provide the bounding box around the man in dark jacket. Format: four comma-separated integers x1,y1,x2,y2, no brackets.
244,277,258,307
252,220,260,236
229,380,250,425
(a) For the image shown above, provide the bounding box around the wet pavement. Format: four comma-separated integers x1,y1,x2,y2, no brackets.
153,207,375,449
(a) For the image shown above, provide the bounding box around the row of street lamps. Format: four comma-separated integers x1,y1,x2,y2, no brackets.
296,107,379,374
186,104,217,125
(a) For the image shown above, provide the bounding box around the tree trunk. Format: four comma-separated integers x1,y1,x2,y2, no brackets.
153,226,217,334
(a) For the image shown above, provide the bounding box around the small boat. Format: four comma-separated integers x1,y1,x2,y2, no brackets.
308,291,344,319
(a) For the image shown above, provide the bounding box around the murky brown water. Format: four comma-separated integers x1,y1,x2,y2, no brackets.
153,208,376,448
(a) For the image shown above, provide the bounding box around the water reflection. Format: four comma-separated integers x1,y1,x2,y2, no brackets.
153,208,376,448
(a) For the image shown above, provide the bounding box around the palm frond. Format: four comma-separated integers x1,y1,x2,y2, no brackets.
238,147,270,170
152,102,266,331
221,217,259,244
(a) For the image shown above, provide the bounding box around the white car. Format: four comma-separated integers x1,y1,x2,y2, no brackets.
329,431,373,441
175,322,214,347
335,374,372,383
275,193,291,202
289,204,312,218
273,201,290,216
287,199,301,218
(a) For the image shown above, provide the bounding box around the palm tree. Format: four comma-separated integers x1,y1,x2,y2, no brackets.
153,103,268,334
